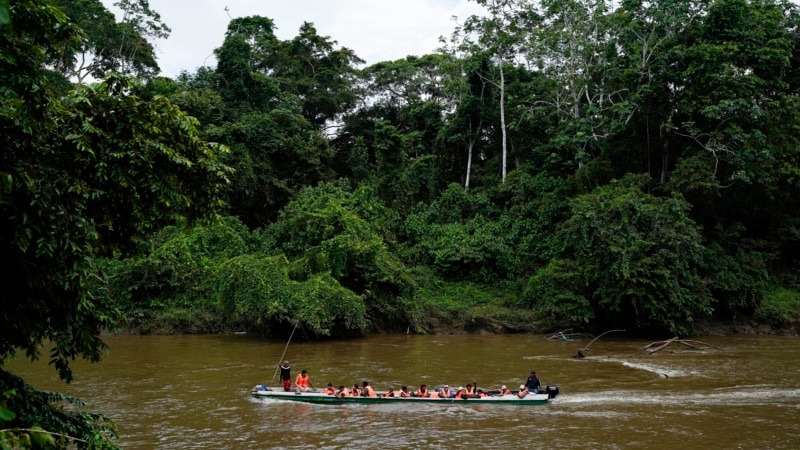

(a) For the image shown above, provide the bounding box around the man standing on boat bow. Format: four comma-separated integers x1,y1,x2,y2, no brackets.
279,361,292,391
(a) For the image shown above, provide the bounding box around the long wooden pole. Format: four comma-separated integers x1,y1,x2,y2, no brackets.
271,322,299,383
583,328,626,351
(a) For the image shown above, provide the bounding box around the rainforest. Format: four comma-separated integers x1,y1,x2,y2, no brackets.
3,0,800,446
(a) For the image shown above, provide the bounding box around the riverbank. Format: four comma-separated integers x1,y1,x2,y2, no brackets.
698,319,798,337
118,306,799,338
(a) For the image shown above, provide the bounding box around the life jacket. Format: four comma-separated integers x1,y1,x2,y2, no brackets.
382,390,395,398
417,389,429,398
323,386,335,395
399,390,411,397
364,386,376,397
441,389,451,398
430,391,440,399
477,392,487,398
465,386,475,396
338,388,350,397
295,374,309,388
350,388,360,397
455,390,465,399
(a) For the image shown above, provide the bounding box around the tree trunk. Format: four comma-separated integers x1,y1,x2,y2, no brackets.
499,57,507,183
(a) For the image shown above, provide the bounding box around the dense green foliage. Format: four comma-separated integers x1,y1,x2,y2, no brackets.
1,0,229,446
106,0,800,339
5,0,800,445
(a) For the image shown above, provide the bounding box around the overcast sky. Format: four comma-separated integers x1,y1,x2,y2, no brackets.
101,0,486,78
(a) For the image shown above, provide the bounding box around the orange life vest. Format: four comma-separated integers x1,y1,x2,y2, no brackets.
465,386,475,396
417,389,429,398
295,374,309,388
323,386,335,395
430,391,440,398
399,390,411,397
364,386,376,397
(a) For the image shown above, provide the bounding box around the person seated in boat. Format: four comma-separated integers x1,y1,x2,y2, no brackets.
497,385,512,396
362,381,377,397
295,369,314,392
350,383,362,397
517,384,530,398
464,383,476,398
476,389,488,398
279,360,292,392
335,385,349,398
323,383,336,395
454,387,467,399
379,387,394,398
525,370,541,393
415,384,429,397
398,386,412,397
440,385,453,398
429,388,441,399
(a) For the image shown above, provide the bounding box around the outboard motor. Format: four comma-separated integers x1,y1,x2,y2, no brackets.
546,385,559,399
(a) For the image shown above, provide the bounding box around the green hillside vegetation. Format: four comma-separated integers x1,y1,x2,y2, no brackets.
115,0,800,339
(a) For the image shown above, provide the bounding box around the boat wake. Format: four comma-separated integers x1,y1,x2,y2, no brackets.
616,359,692,378
554,386,800,407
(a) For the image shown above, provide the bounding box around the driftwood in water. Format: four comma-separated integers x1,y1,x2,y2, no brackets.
544,329,594,342
642,337,678,354
573,329,626,358
641,337,722,354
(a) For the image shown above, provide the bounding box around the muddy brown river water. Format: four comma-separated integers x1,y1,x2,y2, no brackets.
5,333,800,449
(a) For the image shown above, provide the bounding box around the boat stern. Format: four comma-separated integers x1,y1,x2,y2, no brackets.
545,385,559,399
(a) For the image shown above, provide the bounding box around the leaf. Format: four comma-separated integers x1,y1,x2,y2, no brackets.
0,0,9,26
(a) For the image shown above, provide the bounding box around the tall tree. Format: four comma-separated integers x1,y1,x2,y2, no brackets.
463,0,539,182
1,1,229,446
525,0,635,170
270,22,364,129
51,0,170,83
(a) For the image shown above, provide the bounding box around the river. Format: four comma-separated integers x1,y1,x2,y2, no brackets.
5,333,800,449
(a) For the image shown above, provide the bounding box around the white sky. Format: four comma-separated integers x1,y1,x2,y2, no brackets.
102,0,486,78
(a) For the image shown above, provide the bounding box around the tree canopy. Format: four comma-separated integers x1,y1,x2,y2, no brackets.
1,0,229,446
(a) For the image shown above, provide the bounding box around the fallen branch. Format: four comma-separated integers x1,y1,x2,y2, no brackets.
644,337,679,354
544,329,594,342
641,337,722,354
573,329,626,357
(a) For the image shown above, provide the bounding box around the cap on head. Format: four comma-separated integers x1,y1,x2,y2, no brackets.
520,384,526,389
501,385,507,390
443,384,449,388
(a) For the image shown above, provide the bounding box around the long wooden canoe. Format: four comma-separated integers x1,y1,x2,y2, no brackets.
251,386,558,405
